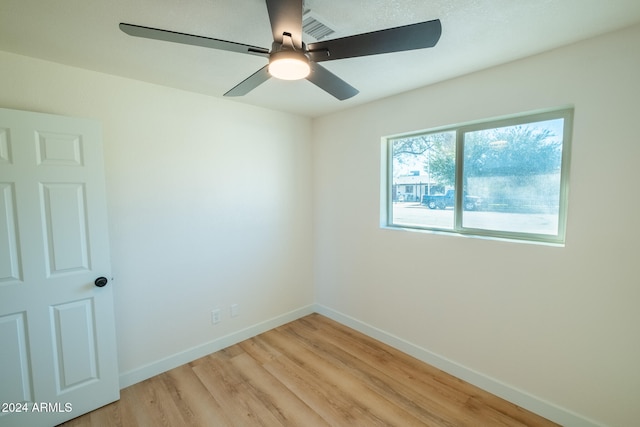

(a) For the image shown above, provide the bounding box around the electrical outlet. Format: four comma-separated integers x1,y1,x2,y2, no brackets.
231,304,239,318
211,309,221,324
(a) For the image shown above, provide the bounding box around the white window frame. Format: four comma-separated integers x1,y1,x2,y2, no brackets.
382,108,573,245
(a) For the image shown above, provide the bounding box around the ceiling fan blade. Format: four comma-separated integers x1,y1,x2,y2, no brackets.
307,19,442,63
265,0,303,48
306,63,359,101
224,65,271,97
119,23,270,57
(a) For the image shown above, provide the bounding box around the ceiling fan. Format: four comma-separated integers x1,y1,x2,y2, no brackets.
120,0,441,101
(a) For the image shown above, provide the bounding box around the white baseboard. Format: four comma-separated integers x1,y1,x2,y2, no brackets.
118,305,315,389
118,303,602,427
314,304,604,427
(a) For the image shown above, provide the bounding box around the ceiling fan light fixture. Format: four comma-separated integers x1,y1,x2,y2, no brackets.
120,1,442,101
269,51,310,80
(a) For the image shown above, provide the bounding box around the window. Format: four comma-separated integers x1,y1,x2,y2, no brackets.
385,108,573,244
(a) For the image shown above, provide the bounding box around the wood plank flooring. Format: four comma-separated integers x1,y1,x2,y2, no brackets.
59,314,559,426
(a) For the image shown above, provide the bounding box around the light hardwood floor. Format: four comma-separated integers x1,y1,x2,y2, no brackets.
59,314,558,426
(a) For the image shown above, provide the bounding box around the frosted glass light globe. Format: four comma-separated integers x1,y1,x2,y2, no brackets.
269,51,310,80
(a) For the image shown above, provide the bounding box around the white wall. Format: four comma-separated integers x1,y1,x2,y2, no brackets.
0,51,314,380
312,24,640,427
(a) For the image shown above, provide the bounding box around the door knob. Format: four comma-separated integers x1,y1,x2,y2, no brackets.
94,277,108,287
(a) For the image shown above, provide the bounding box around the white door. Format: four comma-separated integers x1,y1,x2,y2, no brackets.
0,108,119,427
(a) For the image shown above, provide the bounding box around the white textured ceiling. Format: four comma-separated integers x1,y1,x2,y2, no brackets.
1,0,640,117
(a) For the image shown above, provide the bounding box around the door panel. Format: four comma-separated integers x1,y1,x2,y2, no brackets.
40,182,90,274
0,127,10,164
51,299,99,392
35,131,83,167
0,108,118,427
0,182,22,283
0,311,33,403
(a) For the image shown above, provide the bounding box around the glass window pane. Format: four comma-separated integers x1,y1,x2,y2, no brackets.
461,119,564,235
390,131,456,230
